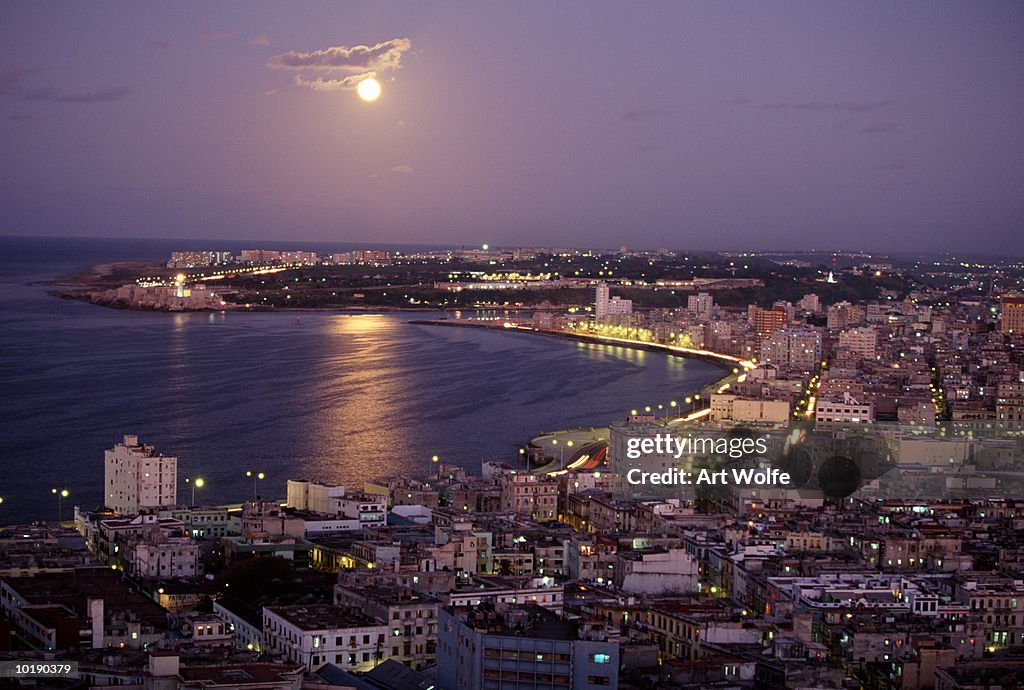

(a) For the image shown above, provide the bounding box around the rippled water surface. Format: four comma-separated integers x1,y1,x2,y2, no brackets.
0,237,722,520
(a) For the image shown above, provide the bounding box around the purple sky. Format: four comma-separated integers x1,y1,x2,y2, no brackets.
1,2,1022,253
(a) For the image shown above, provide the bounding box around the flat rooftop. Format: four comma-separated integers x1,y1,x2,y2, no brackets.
264,604,380,630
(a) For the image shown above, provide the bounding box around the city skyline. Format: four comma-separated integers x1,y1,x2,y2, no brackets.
2,2,1023,253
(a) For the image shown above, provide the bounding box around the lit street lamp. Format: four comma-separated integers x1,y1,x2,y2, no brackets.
186,477,205,506
51,488,69,523
246,471,265,500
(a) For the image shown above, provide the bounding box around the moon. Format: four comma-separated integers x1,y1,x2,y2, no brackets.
357,78,382,102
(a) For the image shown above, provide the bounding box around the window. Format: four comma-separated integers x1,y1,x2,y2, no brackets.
588,676,610,686
591,653,611,664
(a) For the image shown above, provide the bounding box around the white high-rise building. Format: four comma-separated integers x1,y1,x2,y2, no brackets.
104,435,177,515
687,292,713,318
595,283,632,321
595,283,610,318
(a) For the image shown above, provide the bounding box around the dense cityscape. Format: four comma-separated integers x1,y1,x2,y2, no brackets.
4,2,1023,688
3,244,1024,688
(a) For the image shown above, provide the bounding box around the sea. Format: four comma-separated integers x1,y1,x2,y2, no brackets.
0,236,723,522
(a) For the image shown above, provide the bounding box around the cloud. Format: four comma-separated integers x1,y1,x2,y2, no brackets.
390,164,414,174
147,40,174,50
293,73,373,92
248,33,270,47
874,161,909,171
1,71,131,104
761,100,895,113
0,67,35,94
622,107,671,122
23,86,131,103
200,30,239,40
267,38,411,73
861,121,900,134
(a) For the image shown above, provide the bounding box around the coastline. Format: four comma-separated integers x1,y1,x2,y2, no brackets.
45,261,571,313
408,318,745,373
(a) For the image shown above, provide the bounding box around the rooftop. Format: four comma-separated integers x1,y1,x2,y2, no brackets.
264,604,380,631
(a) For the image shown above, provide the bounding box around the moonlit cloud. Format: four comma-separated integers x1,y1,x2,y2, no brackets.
292,73,373,92
267,38,411,73
269,38,410,94
391,164,414,174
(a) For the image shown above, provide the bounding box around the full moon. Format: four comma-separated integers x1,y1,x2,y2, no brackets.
357,78,381,102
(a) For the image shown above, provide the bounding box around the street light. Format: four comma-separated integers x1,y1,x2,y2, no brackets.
246,471,265,500
51,488,69,523
186,477,205,506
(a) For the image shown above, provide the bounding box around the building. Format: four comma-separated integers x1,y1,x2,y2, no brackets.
126,536,200,579
752,307,788,339
500,473,559,521
286,480,347,513
827,301,864,329
0,567,169,652
687,293,714,319
814,393,875,425
263,604,388,672
175,660,305,690
798,294,820,313
166,250,234,269
279,251,319,265
710,395,791,424
334,584,439,668
759,328,822,374
103,435,177,515
240,249,283,263
595,283,632,321
330,250,393,265
838,326,878,360
614,548,698,594
437,604,619,690
1001,294,1024,334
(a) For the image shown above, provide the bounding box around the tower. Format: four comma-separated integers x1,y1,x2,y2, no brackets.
595,283,610,320
103,435,178,515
